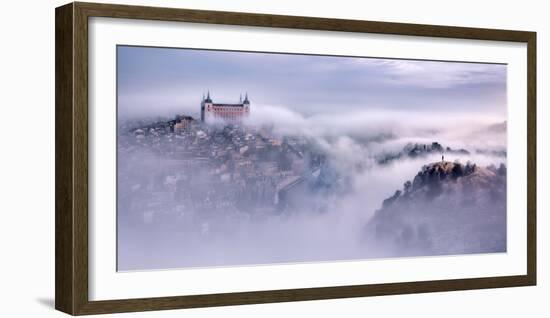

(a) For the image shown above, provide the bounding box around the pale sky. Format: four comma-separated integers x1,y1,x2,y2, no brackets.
117,45,507,119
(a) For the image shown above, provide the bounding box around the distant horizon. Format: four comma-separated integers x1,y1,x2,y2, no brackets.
117,45,507,120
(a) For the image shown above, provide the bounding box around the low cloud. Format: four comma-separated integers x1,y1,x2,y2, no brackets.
244,104,506,149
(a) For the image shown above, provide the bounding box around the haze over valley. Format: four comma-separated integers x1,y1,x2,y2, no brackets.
117,46,507,270
118,105,507,270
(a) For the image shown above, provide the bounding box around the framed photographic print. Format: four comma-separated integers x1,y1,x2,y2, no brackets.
55,2,536,315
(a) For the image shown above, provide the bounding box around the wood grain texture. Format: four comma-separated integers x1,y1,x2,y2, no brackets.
55,2,75,315
75,1,534,41
73,2,90,314
74,276,534,315
55,1,537,315
526,32,537,286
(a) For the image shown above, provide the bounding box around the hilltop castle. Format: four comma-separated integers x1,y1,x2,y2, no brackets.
200,91,250,123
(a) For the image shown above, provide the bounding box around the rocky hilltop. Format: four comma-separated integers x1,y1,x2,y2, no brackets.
376,141,506,165
365,161,507,257
376,142,470,165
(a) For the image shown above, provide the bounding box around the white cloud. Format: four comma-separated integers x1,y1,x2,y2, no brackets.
245,104,504,141
357,59,506,89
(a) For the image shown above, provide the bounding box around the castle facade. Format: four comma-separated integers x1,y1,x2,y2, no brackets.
200,91,250,123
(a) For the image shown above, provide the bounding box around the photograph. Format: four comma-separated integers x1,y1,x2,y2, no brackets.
116,45,508,271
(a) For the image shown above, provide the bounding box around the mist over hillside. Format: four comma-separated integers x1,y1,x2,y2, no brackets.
117,105,507,270
364,161,506,257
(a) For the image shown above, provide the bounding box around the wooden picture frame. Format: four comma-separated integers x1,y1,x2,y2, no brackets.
55,2,536,315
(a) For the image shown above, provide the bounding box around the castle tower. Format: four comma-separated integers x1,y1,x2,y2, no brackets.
200,91,213,122
243,93,250,115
